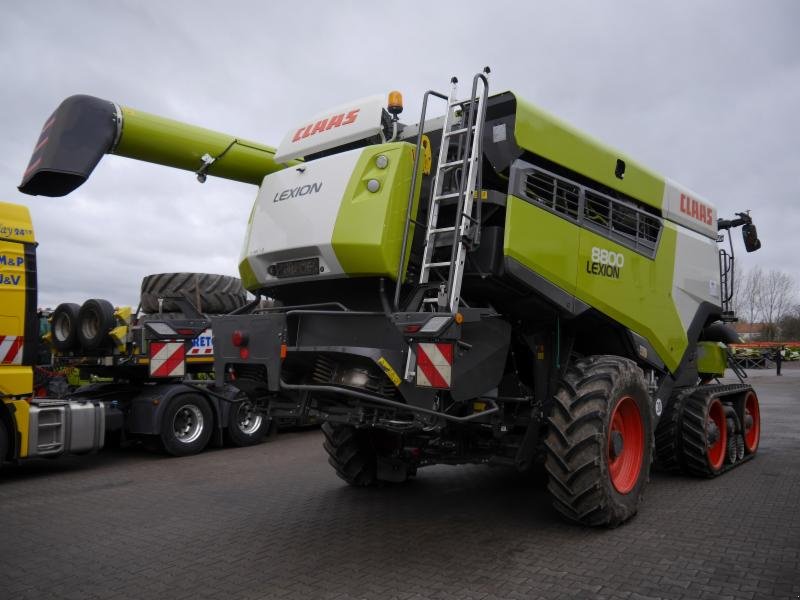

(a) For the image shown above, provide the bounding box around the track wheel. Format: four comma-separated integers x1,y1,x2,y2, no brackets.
545,356,653,527
321,423,377,487
742,390,760,454
680,392,727,476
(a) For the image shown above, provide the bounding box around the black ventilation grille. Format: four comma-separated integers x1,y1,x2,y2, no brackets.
514,163,663,258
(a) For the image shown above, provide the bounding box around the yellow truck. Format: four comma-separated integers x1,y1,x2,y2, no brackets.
1,201,278,467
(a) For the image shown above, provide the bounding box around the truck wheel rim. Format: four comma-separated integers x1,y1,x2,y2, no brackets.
54,314,72,342
706,399,726,469
236,401,262,435
174,405,204,444
743,391,760,453
607,395,644,494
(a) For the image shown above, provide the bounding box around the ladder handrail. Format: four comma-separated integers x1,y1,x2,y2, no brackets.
444,71,490,312
393,89,449,310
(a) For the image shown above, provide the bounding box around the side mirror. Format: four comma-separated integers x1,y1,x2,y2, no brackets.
742,223,761,252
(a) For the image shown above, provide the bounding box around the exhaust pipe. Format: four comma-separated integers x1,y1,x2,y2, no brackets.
19,95,291,196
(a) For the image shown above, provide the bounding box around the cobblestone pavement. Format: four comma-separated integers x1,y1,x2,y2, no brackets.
1,369,798,600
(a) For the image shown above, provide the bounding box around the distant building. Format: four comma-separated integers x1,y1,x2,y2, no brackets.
733,322,767,341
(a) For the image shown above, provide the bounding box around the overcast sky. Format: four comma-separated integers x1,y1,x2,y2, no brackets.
2,1,798,309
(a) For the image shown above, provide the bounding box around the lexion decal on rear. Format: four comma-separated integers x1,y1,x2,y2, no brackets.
586,246,624,279
273,182,323,203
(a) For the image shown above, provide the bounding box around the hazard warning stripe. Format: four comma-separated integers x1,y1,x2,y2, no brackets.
0,336,24,365
150,342,186,378
416,342,453,389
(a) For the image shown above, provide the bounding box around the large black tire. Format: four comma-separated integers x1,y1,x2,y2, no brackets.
545,356,653,527
77,299,116,350
140,273,246,314
159,394,213,457
225,399,273,447
0,418,9,467
51,303,81,351
322,423,378,487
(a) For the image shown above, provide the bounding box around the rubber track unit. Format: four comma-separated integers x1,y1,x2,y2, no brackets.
321,423,377,487
140,273,246,314
654,383,755,477
544,356,653,527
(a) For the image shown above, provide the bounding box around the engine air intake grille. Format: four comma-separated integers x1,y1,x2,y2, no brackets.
514,162,663,258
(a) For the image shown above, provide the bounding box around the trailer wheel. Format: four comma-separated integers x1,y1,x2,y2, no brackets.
545,355,653,527
51,303,81,351
321,423,378,487
160,395,213,456
225,399,272,447
140,273,247,314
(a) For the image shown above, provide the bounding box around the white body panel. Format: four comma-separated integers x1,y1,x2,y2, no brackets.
242,148,363,286
274,95,385,163
671,222,722,332
663,178,718,240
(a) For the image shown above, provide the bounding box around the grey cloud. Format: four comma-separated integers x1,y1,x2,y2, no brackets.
2,0,799,309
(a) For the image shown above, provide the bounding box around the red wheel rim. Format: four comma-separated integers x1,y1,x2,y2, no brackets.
607,396,645,494
743,391,760,453
706,399,727,469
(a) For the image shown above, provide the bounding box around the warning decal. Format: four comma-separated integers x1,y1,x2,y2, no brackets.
415,342,453,389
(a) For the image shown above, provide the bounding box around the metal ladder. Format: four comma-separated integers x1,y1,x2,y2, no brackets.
418,69,490,313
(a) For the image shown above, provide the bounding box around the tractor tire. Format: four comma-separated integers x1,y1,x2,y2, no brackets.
77,299,116,350
51,302,81,351
140,273,247,314
545,355,653,527
159,394,213,457
225,399,273,447
321,423,378,487
679,390,728,477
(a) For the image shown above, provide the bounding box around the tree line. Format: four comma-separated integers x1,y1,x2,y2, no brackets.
731,265,798,341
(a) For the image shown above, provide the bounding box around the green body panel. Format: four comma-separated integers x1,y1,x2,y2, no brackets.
503,197,580,295
697,341,728,377
331,143,421,279
115,107,293,186
512,95,666,210
504,197,686,371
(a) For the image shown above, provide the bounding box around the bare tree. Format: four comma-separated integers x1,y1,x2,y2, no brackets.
756,269,796,341
739,265,763,325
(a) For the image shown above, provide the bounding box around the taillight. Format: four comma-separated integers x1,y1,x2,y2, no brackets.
239,347,250,360
232,330,248,347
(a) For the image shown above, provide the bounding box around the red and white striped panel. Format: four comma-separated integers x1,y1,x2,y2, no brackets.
149,341,186,378
0,335,24,365
416,342,453,389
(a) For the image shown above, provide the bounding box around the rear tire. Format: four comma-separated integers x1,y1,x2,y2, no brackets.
0,419,9,468
545,355,653,527
225,399,271,447
321,423,378,487
140,273,246,314
160,395,213,457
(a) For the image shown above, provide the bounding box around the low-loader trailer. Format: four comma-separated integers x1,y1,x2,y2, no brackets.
0,208,272,467
19,69,763,525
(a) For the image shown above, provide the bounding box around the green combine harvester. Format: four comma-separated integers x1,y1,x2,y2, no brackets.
20,68,763,526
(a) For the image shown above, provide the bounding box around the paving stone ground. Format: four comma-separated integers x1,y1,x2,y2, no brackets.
1,367,798,600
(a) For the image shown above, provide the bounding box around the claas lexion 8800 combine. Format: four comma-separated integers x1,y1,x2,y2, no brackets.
20,68,763,526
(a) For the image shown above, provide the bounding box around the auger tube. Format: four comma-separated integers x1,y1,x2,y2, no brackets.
19,94,290,197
